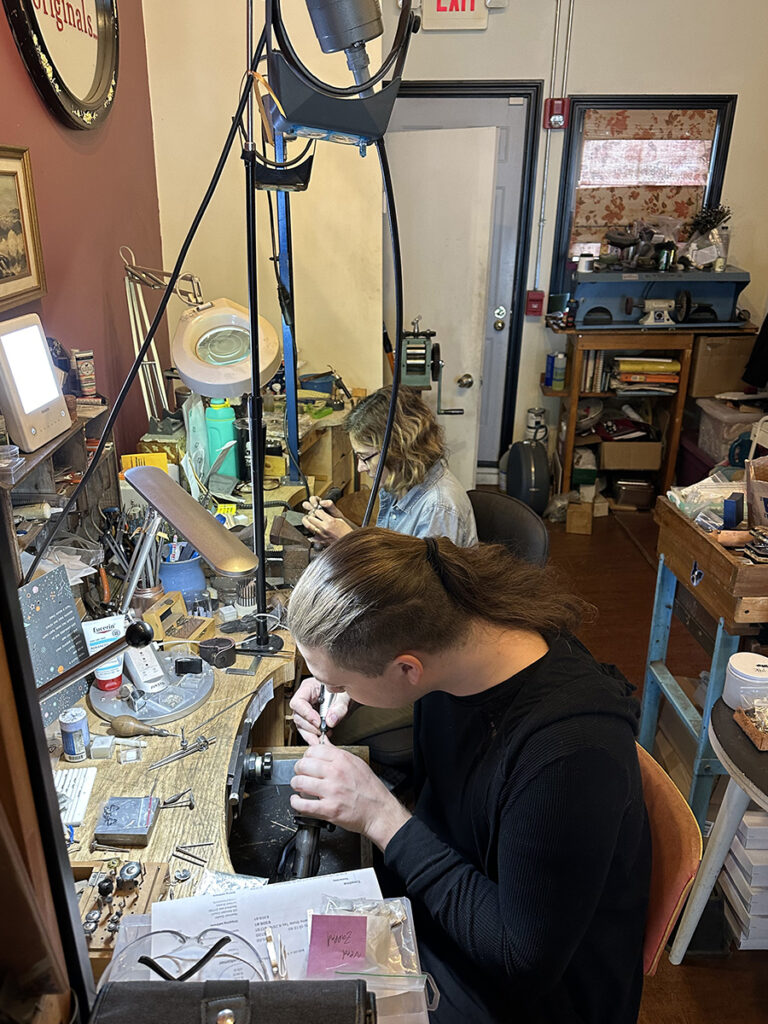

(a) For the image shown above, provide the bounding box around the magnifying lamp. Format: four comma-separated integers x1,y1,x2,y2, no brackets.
172,298,281,399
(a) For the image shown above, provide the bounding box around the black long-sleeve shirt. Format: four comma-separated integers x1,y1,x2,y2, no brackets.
382,634,651,1023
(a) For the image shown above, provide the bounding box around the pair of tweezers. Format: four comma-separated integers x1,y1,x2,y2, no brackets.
265,926,288,979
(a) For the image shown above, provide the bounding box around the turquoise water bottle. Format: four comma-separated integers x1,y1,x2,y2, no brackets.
205,400,239,478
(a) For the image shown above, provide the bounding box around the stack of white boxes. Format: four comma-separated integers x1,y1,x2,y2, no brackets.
718,810,768,949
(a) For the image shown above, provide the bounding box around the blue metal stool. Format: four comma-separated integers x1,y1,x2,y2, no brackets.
639,554,740,828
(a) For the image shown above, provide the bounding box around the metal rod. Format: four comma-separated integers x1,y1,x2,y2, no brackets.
36,621,153,702
533,0,563,291
548,0,562,97
560,0,576,98
274,131,301,484
246,0,255,151
37,636,132,701
120,510,162,613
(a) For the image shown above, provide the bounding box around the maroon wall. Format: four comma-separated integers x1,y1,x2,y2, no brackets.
0,5,168,453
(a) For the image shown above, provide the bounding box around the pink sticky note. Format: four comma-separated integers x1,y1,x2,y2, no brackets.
306,914,368,977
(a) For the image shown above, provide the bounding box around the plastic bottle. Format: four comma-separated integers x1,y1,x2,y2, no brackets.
552,353,567,391
205,400,239,478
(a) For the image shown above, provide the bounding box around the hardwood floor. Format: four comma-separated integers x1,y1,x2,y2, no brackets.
547,512,768,1022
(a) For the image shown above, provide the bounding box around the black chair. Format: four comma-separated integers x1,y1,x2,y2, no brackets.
467,489,549,566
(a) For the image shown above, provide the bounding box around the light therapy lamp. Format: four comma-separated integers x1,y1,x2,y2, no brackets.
171,298,281,399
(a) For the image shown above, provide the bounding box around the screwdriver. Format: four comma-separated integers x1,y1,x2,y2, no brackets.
109,715,176,738
319,686,336,743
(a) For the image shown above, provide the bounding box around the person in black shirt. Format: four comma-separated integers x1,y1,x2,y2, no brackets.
287,529,651,1024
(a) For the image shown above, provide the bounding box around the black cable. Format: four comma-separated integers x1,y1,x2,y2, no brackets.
24,32,268,584
252,135,315,169
363,136,403,528
271,0,413,98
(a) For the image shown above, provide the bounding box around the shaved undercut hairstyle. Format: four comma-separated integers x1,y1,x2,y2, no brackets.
287,528,591,676
344,386,446,498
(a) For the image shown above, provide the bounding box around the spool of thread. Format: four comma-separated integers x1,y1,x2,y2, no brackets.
60,707,90,763
577,254,595,273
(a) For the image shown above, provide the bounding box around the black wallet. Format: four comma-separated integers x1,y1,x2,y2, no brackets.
90,979,376,1024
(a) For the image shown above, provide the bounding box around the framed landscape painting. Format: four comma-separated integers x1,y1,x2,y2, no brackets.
0,145,46,313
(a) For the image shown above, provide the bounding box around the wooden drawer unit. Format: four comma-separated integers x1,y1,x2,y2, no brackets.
654,496,768,629
300,420,353,497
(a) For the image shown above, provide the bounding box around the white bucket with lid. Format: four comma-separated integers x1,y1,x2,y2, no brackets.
722,652,768,710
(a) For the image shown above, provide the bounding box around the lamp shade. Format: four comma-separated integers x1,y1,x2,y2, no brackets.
124,465,259,577
172,298,281,399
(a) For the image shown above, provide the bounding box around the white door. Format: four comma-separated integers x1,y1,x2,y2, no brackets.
384,127,496,488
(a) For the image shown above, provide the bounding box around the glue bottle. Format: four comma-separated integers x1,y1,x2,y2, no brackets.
205,400,239,479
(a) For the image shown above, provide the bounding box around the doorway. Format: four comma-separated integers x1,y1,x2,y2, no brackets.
385,81,541,487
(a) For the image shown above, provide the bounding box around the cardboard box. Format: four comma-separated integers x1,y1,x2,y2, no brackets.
600,441,662,471
566,501,593,535
689,334,756,398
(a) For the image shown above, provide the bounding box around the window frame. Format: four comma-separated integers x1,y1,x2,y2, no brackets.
549,94,737,296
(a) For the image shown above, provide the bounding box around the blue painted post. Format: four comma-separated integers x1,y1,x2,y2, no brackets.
274,132,301,482
688,618,739,827
639,555,677,750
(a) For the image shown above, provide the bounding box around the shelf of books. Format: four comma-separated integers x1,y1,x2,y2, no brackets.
547,329,695,495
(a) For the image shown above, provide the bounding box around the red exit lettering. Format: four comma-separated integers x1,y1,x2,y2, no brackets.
436,0,477,11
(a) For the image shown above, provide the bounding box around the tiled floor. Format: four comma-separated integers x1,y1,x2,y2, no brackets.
547,512,768,1023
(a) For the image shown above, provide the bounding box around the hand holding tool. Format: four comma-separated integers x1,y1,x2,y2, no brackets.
318,685,336,742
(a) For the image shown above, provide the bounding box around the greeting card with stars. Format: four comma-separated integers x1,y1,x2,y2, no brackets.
18,565,89,726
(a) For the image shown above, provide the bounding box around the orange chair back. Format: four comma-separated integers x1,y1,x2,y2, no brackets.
636,743,703,975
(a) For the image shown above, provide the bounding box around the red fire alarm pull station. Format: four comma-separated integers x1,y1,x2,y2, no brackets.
543,98,570,130
526,290,545,317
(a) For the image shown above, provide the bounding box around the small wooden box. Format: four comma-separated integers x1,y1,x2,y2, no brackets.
142,590,216,644
566,501,593,535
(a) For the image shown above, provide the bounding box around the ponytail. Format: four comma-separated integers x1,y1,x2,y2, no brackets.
287,528,590,676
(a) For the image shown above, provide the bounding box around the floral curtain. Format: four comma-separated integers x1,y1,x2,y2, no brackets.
568,108,718,256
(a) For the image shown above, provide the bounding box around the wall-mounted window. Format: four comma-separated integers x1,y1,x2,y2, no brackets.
550,96,736,295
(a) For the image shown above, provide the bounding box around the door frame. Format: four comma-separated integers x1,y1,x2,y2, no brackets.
393,79,542,461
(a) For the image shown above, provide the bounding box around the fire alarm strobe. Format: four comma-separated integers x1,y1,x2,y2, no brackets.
543,98,570,130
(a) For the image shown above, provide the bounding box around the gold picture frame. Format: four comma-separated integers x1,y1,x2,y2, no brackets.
0,145,46,313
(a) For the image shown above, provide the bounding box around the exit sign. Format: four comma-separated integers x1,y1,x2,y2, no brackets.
421,0,489,31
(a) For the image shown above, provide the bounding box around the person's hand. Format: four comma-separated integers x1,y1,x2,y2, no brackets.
302,496,343,519
289,677,351,745
290,743,411,850
301,505,354,545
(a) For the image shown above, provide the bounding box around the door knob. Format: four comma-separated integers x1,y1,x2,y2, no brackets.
493,320,505,331
457,374,474,388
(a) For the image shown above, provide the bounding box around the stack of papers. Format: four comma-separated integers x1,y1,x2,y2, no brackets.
152,869,382,980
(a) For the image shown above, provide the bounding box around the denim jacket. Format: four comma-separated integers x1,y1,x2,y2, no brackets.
376,461,477,547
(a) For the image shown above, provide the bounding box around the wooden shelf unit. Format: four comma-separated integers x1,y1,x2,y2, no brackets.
551,329,694,495
1,411,119,583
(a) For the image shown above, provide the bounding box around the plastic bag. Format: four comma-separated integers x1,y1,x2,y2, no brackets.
311,896,420,977
667,479,745,520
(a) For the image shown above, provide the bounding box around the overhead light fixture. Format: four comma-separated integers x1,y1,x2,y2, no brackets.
171,298,281,399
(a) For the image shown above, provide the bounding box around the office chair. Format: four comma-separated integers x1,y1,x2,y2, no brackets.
636,743,703,975
467,489,549,566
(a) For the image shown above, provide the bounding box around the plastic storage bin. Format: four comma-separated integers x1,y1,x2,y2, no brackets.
695,399,763,463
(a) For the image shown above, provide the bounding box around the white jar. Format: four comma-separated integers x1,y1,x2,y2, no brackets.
722,652,768,710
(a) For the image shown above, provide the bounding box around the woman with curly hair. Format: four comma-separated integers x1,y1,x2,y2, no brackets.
302,385,477,547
